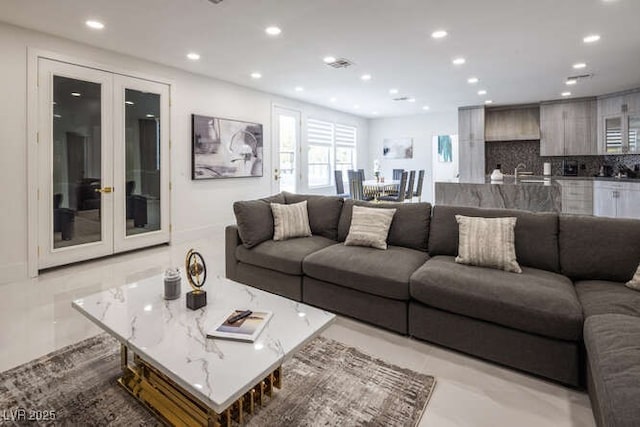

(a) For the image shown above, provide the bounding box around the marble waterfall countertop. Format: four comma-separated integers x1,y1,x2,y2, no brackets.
435,176,562,212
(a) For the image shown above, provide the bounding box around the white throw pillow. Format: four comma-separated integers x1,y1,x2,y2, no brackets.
626,264,640,291
344,205,396,250
455,215,522,273
271,201,312,241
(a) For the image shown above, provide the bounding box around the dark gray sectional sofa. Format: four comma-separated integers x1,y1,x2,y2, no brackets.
226,192,640,426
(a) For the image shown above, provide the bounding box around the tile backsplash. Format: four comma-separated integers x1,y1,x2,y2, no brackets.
485,140,640,176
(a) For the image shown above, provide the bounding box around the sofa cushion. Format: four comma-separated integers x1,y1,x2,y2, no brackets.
429,205,560,273
303,244,429,300
283,192,343,240
233,193,285,248
584,314,640,427
337,199,431,251
560,215,640,282
575,280,640,318
235,235,337,275
455,215,522,273
271,201,312,241
409,255,583,341
344,205,396,250
628,264,640,290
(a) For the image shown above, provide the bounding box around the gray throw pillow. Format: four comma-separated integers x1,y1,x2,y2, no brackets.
233,193,285,248
455,215,522,273
344,205,396,250
626,264,640,291
271,201,312,241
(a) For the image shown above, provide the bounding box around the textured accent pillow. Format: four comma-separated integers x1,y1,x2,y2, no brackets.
344,206,397,250
455,215,522,273
626,264,640,291
271,201,312,241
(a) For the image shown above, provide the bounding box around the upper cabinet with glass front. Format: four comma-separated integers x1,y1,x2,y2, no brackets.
598,90,640,155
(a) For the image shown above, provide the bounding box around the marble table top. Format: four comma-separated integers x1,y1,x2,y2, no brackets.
72,274,335,413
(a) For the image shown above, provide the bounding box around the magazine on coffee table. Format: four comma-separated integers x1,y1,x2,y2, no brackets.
207,310,273,342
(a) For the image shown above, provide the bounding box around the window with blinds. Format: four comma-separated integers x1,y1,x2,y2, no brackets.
307,119,357,187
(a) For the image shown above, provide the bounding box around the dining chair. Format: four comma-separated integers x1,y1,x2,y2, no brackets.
392,169,404,181
334,170,350,198
349,172,374,201
404,170,416,202
413,170,425,202
358,168,366,180
379,171,407,202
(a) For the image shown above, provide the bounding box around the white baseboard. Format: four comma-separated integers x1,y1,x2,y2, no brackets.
0,262,28,285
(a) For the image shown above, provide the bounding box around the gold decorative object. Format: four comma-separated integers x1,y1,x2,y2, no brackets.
118,345,282,426
185,249,207,310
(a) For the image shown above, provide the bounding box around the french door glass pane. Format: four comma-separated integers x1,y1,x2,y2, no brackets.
278,115,296,193
52,76,102,248
124,89,161,236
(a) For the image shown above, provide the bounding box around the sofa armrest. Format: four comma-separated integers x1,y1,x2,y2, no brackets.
225,225,242,280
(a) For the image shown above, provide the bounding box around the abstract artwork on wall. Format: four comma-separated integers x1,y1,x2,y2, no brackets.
383,138,413,159
191,114,263,180
437,135,454,163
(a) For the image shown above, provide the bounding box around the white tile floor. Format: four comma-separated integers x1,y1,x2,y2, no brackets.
0,231,595,426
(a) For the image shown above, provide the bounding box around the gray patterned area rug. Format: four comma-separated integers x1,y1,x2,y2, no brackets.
0,334,435,426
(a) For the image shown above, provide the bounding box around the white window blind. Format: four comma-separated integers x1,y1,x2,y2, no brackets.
307,119,357,187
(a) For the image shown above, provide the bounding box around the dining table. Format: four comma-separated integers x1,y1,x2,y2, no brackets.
362,179,401,201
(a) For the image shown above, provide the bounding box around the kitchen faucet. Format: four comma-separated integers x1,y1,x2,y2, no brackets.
514,163,533,179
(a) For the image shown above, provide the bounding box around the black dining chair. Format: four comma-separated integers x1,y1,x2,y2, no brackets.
404,170,416,202
349,170,373,201
413,170,425,202
334,170,350,198
392,169,404,181
358,168,366,180
379,171,407,203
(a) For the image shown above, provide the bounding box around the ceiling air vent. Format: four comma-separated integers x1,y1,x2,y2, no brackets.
392,96,411,101
567,73,594,81
325,58,354,69
208,0,224,4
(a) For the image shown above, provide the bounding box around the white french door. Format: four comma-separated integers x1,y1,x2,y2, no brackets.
37,59,170,269
271,106,301,193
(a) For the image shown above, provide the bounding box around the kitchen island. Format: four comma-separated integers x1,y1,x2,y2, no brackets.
435,177,562,212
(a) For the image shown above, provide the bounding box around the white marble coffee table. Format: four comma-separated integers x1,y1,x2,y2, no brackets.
72,274,335,426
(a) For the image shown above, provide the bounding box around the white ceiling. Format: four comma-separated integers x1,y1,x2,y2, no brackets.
2,0,640,118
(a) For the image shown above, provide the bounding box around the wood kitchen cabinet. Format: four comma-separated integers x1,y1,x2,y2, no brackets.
540,98,597,156
484,106,540,141
458,106,485,183
593,180,640,219
557,179,593,215
597,90,640,155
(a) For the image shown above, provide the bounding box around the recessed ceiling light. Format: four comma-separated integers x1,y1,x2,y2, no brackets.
265,26,282,36
125,101,134,105
323,56,336,63
146,114,155,118
187,52,200,61
389,88,399,95
583,34,601,43
562,91,572,97
71,92,81,97
573,62,587,69
53,114,62,118
485,100,494,104
407,98,416,103
354,104,360,109
361,74,372,81
431,30,448,39
85,20,104,30
330,97,337,102
422,105,430,110
467,77,479,84
372,111,379,115
477,90,487,96
250,72,262,79
295,86,304,92
452,57,466,65
566,79,577,86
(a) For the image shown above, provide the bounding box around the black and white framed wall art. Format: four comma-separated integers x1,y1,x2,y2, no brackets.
382,137,413,159
191,114,264,180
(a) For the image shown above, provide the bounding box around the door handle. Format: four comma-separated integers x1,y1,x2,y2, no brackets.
95,187,114,194
274,169,280,181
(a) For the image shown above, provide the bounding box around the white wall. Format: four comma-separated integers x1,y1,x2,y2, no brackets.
367,112,458,203
0,22,368,283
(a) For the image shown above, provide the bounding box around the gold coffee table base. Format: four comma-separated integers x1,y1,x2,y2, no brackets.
117,345,282,426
